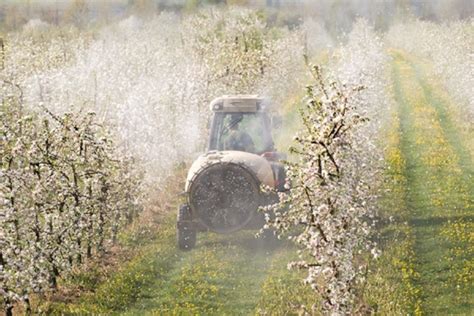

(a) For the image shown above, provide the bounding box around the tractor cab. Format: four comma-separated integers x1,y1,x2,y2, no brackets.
208,95,278,156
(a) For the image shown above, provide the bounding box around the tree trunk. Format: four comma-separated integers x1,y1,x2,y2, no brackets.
5,303,13,316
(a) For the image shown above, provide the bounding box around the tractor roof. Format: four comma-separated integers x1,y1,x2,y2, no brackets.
209,95,270,113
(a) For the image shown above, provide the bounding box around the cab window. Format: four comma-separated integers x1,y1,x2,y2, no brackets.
209,113,274,154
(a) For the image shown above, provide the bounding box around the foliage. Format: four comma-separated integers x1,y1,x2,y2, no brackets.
262,20,390,314
3,10,305,187
0,8,307,314
263,64,377,314
186,9,275,94
1,6,471,315
0,93,142,314
386,19,474,121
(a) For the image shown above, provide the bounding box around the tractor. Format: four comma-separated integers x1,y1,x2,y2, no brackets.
177,95,286,250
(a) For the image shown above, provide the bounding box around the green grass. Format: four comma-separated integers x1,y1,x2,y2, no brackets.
374,51,473,315
256,249,315,315
46,208,309,315
120,231,280,315
45,214,182,314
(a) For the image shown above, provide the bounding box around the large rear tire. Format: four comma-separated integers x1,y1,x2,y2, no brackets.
189,162,260,234
177,204,196,251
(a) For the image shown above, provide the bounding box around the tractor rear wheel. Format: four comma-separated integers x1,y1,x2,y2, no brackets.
177,204,196,251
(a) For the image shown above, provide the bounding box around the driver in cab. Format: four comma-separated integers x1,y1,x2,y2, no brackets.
224,114,255,153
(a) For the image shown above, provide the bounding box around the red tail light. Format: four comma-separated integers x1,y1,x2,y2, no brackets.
261,151,279,161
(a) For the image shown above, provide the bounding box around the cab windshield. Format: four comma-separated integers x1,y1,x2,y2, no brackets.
209,112,274,154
